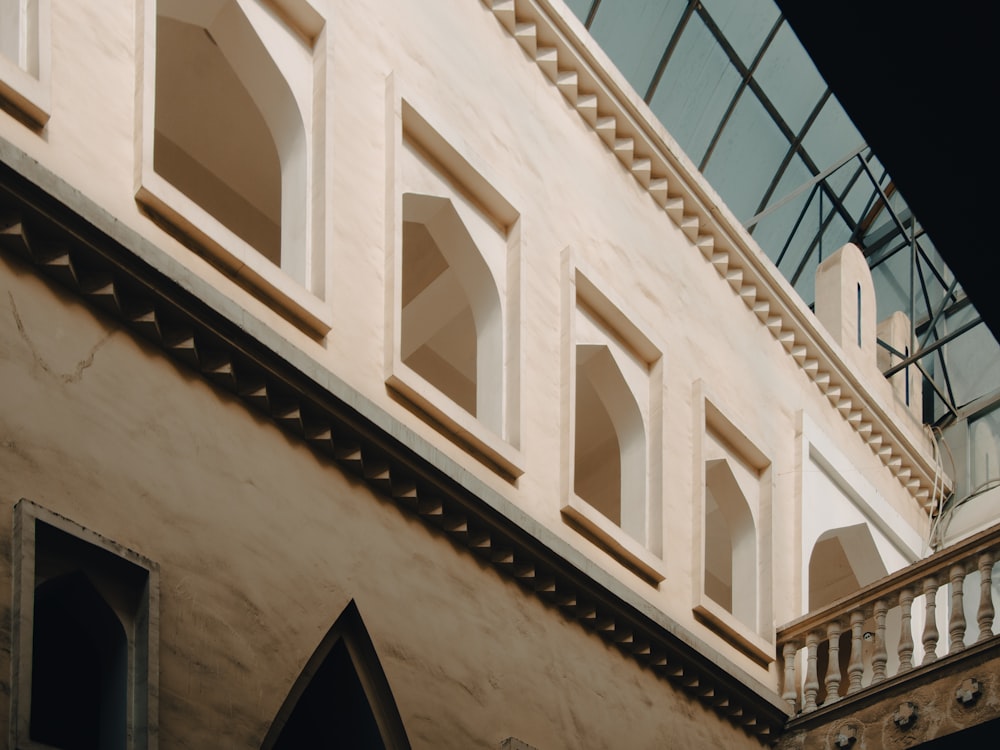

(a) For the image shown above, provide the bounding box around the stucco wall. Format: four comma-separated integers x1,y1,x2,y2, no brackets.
0,0,941,717
0,248,766,748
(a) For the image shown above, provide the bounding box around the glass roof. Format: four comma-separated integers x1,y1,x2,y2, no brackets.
567,0,999,430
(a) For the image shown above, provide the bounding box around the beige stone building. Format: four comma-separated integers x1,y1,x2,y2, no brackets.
0,1,997,748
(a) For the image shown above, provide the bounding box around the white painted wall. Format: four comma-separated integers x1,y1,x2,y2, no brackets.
0,0,941,685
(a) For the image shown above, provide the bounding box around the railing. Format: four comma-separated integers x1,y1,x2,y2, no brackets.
777,523,1000,716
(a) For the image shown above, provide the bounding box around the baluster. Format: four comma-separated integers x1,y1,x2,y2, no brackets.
847,609,864,694
872,599,888,683
803,630,820,713
898,588,914,671
824,620,842,703
978,551,995,642
949,563,967,653
922,577,939,665
781,641,798,713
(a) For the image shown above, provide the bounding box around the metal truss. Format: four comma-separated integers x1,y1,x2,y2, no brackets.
576,0,991,427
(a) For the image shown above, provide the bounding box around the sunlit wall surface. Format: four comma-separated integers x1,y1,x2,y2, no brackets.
565,0,1000,515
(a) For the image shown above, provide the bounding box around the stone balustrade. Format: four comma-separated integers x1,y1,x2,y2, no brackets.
777,523,1000,716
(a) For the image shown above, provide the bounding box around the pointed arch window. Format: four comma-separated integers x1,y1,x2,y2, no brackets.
574,344,646,541
262,601,410,749
30,573,129,749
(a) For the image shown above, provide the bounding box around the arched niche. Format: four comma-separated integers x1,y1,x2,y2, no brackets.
809,522,887,610
574,343,646,543
704,458,757,629
809,522,901,703
154,0,308,281
401,193,503,434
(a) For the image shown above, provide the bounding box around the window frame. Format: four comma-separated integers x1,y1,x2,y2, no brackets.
10,499,159,750
692,382,774,664
561,252,665,583
134,0,331,335
385,81,523,478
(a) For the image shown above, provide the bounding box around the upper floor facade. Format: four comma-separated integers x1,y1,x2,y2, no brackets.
1,0,978,742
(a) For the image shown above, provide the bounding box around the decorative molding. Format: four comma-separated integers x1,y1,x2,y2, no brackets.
480,0,949,509
0,160,788,743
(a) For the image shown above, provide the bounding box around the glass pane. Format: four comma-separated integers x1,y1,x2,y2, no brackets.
943,306,1000,407
589,0,688,97
916,235,952,293
871,249,911,321
702,0,779,68
703,90,790,222
814,211,852,268
792,210,851,307
970,404,1000,492
824,159,872,216
754,21,825,135
862,154,889,188
762,149,813,211
802,96,865,173
750,154,813,264
648,15,741,167
564,0,596,23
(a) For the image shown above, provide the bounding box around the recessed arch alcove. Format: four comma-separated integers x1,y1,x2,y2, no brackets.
559,260,664,581
386,94,523,476
400,192,504,435
574,343,646,544
154,0,308,280
808,522,887,610
693,391,773,662
704,458,758,629
808,522,890,703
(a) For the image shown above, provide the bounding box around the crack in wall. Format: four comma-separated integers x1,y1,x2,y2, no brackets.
8,291,114,384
